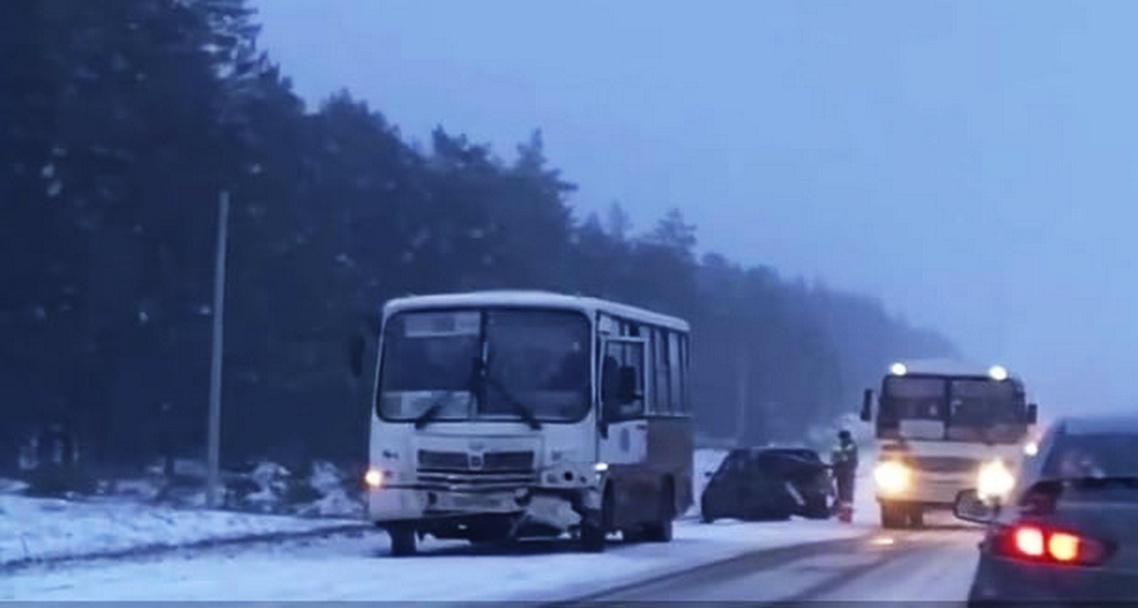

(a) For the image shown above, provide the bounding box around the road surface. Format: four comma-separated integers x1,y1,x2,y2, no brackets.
553,521,981,605
4,522,981,604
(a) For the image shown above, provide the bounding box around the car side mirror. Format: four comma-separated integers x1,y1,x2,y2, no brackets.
860,389,873,422
1025,403,1038,424
952,488,1000,524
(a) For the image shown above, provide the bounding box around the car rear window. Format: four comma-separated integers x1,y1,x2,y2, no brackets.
1041,432,1138,480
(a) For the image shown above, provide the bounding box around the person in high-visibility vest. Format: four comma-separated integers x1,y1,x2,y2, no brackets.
830,429,859,522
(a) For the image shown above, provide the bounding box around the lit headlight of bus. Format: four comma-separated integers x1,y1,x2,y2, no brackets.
977,459,1015,500
874,460,911,495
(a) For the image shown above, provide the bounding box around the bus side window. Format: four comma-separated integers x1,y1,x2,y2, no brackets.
653,328,671,415
679,334,690,414
602,340,646,421
668,332,683,414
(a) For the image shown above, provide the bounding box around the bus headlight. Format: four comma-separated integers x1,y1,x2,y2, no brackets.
364,468,384,489
874,461,911,495
977,460,1015,500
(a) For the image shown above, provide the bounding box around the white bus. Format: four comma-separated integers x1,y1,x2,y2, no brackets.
859,359,1038,529
357,290,693,555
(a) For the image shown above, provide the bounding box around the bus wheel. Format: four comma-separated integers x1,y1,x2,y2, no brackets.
643,478,675,542
880,503,905,529
907,506,925,528
580,487,612,553
388,526,417,557
580,517,605,552
643,518,673,542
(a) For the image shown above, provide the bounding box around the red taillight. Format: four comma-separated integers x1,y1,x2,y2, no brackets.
1048,532,1081,562
995,524,1109,566
1013,526,1045,557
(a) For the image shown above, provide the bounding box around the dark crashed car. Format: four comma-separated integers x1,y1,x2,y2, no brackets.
700,447,833,522
954,414,1138,606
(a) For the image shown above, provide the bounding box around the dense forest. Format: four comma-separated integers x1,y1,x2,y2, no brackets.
0,0,957,475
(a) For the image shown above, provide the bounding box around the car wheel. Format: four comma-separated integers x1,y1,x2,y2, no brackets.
700,496,717,523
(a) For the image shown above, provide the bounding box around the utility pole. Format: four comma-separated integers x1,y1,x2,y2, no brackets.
736,340,748,447
205,191,230,509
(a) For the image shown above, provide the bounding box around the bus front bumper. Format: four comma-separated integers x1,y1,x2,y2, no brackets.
875,474,971,507
368,484,600,529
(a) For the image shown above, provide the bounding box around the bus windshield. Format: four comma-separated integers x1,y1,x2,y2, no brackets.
377,308,591,424
879,375,1027,444
945,378,1024,442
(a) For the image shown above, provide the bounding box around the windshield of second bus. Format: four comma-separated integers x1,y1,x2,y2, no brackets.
880,376,1025,443
945,378,1024,443
377,308,591,423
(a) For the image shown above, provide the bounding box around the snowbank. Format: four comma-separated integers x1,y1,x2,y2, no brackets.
0,494,365,568
125,458,367,518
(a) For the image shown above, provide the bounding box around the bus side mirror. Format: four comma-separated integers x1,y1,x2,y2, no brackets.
348,335,366,378
1025,403,1038,424
860,389,873,422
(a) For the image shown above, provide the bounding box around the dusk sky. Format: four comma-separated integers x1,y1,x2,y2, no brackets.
253,0,1138,416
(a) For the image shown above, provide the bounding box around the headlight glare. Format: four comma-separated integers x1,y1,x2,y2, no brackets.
977,460,1016,500
874,460,911,494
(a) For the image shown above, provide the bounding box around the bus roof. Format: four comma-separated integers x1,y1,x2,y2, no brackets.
382,290,691,332
886,358,1021,380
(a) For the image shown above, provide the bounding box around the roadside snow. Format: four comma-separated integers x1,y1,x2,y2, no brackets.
0,441,871,571
2,519,871,601
0,494,364,567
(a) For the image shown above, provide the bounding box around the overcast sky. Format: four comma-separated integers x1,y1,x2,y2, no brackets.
253,0,1138,416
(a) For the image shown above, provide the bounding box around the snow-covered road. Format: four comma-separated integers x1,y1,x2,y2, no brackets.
561,521,981,604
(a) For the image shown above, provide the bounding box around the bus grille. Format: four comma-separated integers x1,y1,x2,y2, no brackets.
416,449,537,490
908,455,978,474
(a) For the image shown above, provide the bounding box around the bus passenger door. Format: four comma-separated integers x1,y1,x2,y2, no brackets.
598,337,648,466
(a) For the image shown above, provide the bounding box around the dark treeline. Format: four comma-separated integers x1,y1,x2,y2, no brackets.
0,0,957,474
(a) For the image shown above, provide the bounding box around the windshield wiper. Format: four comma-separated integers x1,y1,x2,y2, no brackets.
479,372,542,430
413,400,445,430
413,358,486,430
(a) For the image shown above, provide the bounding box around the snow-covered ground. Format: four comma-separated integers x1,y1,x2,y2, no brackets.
0,447,726,570
0,494,365,568
2,518,871,601
0,433,870,576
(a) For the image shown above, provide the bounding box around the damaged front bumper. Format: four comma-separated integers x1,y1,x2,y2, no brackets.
369,482,603,532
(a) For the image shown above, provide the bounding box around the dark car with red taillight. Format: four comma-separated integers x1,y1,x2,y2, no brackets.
953,414,1138,605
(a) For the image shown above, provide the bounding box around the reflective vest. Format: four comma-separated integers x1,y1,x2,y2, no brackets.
831,441,858,471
